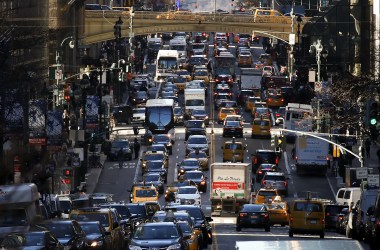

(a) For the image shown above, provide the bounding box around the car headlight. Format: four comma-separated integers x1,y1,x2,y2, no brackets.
90,240,103,247
129,246,143,250
167,243,181,250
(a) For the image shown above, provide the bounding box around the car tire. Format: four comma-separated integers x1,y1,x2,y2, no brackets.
265,226,270,232
236,226,241,232
289,230,293,237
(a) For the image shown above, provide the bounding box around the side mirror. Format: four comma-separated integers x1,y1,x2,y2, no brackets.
183,234,192,240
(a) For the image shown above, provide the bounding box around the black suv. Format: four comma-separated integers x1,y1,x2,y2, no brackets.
251,149,279,173
166,205,213,248
185,120,206,140
324,204,348,229
111,105,132,125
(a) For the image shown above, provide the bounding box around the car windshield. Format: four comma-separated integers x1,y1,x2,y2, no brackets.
0,209,27,227
136,92,147,97
181,160,199,166
44,223,75,238
173,181,193,187
144,154,164,161
108,206,131,219
112,140,129,148
80,223,101,234
70,214,109,228
225,143,243,150
133,109,145,114
254,120,270,126
178,187,197,194
144,175,160,182
192,109,206,115
127,205,146,217
178,223,192,234
264,175,285,181
188,137,207,144
187,121,203,127
268,203,286,210
225,121,240,127
242,205,266,212
134,225,179,239
149,145,165,152
184,172,203,179
294,202,323,212
146,161,163,169
136,189,156,197
195,71,208,76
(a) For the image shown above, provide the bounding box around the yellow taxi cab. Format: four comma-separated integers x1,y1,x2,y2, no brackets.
70,207,125,249
267,202,289,226
237,53,253,67
218,107,237,123
221,138,245,162
288,193,325,238
255,188,281,204
245,96,261,112
266,94,284,108
193,70,210,84
251,118,271,138
131,185,158,203
177,221,200,250
250,101,267,117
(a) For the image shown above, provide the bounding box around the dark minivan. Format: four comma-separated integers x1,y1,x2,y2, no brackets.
251,149,279,173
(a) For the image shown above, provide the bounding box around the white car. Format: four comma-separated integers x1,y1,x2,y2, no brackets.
132,107,145,124
215,32,227,42
175,186,201,205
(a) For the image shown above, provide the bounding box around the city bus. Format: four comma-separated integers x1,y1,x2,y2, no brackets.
214,52,236,80
155,50,179,81
145,99,175,136
283,103,313,142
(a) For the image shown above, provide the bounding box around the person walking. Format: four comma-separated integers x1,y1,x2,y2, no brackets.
365,138,371,158
134,138,140,159
117,148,124,169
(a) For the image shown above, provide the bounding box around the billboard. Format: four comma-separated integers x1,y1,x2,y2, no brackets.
29,99,47,145
46,111,63,149
85,95,99,133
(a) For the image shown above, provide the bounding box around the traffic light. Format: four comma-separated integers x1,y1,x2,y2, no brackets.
271,134,278,148
278,135,285,150
369,102,378,126
63,169,72,176
64,84,71,101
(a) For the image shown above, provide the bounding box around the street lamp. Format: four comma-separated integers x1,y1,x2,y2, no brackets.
309,40,324,83
54,36,74,110
98,57,107,136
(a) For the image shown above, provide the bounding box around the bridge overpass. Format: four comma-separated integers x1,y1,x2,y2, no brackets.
82,10,310,45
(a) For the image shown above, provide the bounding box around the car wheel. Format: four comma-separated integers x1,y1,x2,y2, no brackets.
289,230,293,237
320,232,325,239
236,226,241,232
265,226,270,232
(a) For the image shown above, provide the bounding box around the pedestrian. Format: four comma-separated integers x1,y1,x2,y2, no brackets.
134,138,140,159
365,138,371,158
117,148,124,169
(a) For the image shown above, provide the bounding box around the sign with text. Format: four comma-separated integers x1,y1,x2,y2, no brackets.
356,168,368,179
367,174,379,186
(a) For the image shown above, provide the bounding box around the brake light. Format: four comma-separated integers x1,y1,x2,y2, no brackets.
326,212,330,217
321,218,325,223
276,113,281,117
228,79,232,82
262,180,266,186
268,98,272,102
275,157,279,165
284,181,287,187
326,156,330,161
202,32,206,36
215,79,220,82
263,213,269,218
258,171,262,174
281,98,284,102
295,156,298,161
239,213,247,217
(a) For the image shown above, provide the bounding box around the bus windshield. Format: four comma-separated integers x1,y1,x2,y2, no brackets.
158,57,177,71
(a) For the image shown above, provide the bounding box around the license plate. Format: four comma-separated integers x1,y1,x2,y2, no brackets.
251,215,258,218
261,130,267,132
309,220,317,224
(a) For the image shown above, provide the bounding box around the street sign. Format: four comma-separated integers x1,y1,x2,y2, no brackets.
367,174,379,186
289,34,295,45
356,168,368,179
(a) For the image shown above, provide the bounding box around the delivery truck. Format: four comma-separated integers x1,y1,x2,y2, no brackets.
294,135,330,175
210,163,252,216
184,88,205,114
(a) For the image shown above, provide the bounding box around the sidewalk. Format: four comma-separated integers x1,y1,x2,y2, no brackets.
85,153,107,194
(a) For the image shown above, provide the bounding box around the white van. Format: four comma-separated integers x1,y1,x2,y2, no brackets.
335,187,361,205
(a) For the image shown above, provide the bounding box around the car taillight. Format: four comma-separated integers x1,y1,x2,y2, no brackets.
281,98,284,102
284,181,287,187
258,171,262,174
326,156,330,161
268,98,272,102
215,79,220,82
321,218,325,223
275,157,279,165
228,79,232,82
239,213,247,217
295,156,298,161
276,113,281,117
377,221,380,227
263,213,269,218
326,212,330,216
262,180,266,186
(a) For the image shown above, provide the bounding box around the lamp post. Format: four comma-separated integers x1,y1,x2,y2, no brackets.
322,50,328,79
55,36,74,110
128,7,135,73
309,40,324,83
98,57,107,136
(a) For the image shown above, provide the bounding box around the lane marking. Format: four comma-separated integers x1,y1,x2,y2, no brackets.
283,151,298,198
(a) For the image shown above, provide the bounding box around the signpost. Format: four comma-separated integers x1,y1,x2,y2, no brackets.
367,174,379,187
356,168,368,179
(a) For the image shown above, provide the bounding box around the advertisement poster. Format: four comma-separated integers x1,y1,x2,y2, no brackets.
46,111,62,150
212,168,245,199
29,99,47,145
85,95,99,133
4,89,23,134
